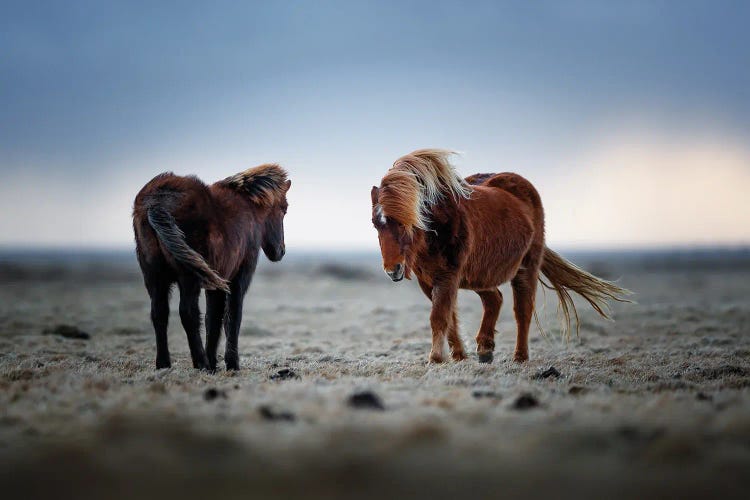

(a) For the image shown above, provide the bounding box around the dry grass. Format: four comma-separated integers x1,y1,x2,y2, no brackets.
1,253,749,499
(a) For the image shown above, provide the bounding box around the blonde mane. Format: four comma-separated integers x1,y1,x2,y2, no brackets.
378,149,472,230
219,163,288,206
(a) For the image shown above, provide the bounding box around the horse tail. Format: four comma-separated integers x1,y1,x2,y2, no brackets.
539,247,631,339
146,199,230,293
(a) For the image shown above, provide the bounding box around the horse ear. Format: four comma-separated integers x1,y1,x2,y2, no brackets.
283,179,291,193
370,186,379,205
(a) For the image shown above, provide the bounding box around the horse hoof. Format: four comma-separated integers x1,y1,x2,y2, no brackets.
478,352,493,364
513,352,529,363
452,351,468,362
428,354,444,364
155,359,171,370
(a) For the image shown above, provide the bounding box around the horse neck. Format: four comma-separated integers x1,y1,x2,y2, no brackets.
405,199,464,266
210,185,267,244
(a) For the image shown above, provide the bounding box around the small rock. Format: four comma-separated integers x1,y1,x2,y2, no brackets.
568,386,589,395
270,368,300,381
534,366,561,379
616,425,664,444
472,390,501,400
696,392,712,401
348,391,385,410
698,365,748,379
43,324,90,340
259,405,296,422
203,388,227,401
512,393,539,410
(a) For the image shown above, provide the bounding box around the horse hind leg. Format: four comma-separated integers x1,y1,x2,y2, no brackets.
205,289,227,372
511,267,538,363
149,279,172,369
475,288,502,363
178,278,210,370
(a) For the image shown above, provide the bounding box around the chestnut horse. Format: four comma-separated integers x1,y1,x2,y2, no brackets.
371,149,629,363
133,164,290,371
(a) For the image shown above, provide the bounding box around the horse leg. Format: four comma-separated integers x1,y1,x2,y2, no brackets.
475,288,502,363
511,268,538,362
429,281,458,363
224,283,246,371
205,289,226,372
178,278,210,370
149,280,172,369
447,309,466,361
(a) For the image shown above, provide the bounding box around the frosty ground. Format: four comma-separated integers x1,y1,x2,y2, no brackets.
0,251,748,499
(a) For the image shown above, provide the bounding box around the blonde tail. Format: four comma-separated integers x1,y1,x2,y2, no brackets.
539,247,632,339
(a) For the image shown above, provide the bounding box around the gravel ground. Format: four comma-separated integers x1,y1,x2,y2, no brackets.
1,251,748,499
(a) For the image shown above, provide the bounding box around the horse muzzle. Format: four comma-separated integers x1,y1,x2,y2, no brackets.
385,263,405,282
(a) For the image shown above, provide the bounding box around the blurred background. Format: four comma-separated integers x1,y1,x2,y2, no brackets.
1,0,748,253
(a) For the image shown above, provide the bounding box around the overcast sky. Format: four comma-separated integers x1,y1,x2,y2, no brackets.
1,0,749,250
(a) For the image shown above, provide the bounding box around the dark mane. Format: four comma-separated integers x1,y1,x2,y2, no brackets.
218,163,289,206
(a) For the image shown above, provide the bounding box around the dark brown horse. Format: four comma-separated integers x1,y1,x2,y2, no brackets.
133,164,290,371
371,149,629,363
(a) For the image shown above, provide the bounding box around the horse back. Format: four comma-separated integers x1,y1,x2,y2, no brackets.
457,173,545,287
465,172,543,211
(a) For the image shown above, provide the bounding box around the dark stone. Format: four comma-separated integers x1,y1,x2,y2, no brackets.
568,386,588,395
472,390,501,400
698,365,748,379
696,392,713,401
43,324,90,340
203,388,227,401
270,368,300,381
348,391,385,410
512,393,539,410
534,366,561,379
616,425,664,443
259,405,296,422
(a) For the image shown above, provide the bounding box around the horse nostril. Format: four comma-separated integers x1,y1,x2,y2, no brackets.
394,263,403,274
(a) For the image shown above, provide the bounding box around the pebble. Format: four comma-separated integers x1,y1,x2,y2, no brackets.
204,388,227,401
43,324,90,340
348,391,385,410
513,393,539,410
534,366,561,379
259,405,296,422
270,368,300,381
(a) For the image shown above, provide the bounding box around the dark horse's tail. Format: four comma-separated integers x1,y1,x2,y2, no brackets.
539,247,631,338
145,199,230,293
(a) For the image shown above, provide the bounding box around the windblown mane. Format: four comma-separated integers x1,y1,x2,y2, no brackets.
219,163,288,206
378,149,472,230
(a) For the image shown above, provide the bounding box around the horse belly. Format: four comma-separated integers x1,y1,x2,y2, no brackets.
460,252,524,290
460,193,535,289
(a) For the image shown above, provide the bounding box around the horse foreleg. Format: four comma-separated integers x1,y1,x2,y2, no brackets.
429,281,458,363
224,282,246,371
149,281,171,369
205,289,226,372
511,269,537,362
475,288,502,363
446,309,466,361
